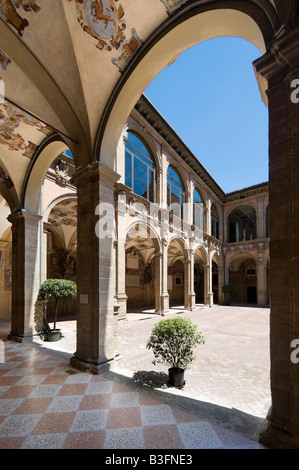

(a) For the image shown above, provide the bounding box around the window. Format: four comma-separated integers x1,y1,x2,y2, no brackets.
125,130,155,202
167,165,185,218
211,204,219,239
193,188,204,230
228,205,256,243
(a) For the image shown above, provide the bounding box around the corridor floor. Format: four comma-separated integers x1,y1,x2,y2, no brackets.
0,306,270,449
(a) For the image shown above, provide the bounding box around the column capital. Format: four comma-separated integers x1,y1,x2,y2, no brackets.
7,210,42,226
254,29,299,104
71,162,120,188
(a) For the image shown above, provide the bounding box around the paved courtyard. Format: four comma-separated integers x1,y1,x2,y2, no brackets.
0,305,271,448
115,305,271,436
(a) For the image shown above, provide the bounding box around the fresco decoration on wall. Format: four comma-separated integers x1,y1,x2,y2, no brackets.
73,0,126,51
0,0,41,37
111,28,143,72
160,0,189,15
48,199,78,228
0,49,11,71
0,101,53,158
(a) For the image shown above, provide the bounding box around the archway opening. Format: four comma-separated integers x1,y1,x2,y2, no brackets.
125,223,159,316
167,238,189,309
229,256,258,305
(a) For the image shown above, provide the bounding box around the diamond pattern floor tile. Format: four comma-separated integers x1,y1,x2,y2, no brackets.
0,322,267,450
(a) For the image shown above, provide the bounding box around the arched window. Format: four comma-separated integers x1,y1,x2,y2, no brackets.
228,205,256,243
211,204,219,239
167,165,185,218
125,130,156,202
193,188,204,230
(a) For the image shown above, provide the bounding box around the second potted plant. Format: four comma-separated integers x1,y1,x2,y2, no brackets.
146,316,205,389
38,279,77,341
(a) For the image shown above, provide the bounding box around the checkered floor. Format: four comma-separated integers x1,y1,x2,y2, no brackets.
0,337,264,449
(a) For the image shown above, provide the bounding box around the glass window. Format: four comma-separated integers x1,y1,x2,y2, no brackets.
193,188,204,230
211,204,219,239
167,165,185,219
124,131,156,202
228,205,256,243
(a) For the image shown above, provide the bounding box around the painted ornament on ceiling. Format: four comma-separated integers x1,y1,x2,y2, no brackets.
160,0,189,15
74,0,126,51
0,0,40,36
0,101,53,158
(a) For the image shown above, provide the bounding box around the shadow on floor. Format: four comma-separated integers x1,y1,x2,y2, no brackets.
103,369,266,444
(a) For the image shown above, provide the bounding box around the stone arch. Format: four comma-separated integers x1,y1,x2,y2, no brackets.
227,253,259,304
194,244,209,264
125,219,162,312
43,193,77,224
22,135,70,214
95,1,279,169
167,235,190,262
0,160,20,212
125,219,162,255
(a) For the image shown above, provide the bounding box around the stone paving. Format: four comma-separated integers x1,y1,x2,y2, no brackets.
0,305,271,449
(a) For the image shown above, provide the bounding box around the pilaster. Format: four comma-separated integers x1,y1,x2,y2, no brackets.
254,28,299,448
7,210,42,341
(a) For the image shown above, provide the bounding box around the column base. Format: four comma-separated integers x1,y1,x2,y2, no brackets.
160,294,169,315
259,418,299,449
70,353,123,375
7,332,36,343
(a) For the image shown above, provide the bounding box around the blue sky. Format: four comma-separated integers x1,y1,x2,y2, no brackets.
144,37,268,194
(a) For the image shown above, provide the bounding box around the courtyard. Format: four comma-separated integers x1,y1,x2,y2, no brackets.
0,304,271,448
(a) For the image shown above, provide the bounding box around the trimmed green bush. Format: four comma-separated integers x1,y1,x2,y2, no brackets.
146,316,205,371
39,279,77,330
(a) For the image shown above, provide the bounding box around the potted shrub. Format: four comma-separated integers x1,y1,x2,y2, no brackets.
222,284,235,305
146,316,205,389
39,279,77,342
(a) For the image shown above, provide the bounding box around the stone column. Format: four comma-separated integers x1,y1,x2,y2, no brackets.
203,264,210,307
218,266,224,305
189,249,196,310
7,210,42,341
205,198,211,236
257,196,265,239
183,259,190,310
70,163,120,374
115,191,127,320
257,257,267,306
154,252,162,313
255,29,299,448
161,239,169,314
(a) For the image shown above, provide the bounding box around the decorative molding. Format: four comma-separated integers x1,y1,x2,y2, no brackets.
160,0,189,15
111,28,143,72
0,0,40,37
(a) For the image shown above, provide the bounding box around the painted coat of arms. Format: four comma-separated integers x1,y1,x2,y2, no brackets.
74,0,126,51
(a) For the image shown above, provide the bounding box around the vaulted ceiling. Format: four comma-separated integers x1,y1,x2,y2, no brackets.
0,0,287,211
